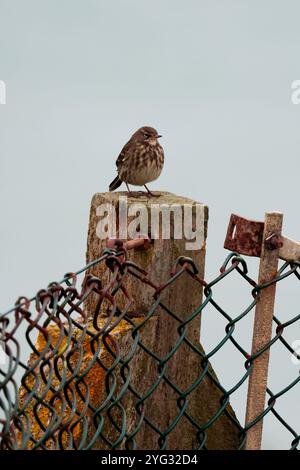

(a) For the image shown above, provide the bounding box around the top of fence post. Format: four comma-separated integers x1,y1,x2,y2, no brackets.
86,191,208,334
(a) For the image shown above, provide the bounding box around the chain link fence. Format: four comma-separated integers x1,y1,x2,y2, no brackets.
0,244,299,450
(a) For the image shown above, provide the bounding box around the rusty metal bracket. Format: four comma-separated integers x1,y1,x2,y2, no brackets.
106,234,151,251
224,213,300,261
224,214,264,257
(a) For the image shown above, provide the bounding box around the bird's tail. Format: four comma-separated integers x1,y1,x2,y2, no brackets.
109,175,122,192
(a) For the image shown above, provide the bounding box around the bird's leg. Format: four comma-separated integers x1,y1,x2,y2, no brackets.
144,184,160,197
126,183,137,198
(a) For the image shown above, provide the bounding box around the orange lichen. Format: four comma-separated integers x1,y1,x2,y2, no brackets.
16,317,143,449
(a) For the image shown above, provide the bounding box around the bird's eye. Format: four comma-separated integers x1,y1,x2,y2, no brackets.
144,132,150,138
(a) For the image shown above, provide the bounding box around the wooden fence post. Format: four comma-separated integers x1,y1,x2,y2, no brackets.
245,212,283,450
85,192,240,449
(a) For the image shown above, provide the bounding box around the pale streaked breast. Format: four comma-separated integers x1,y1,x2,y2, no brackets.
118,142,164,186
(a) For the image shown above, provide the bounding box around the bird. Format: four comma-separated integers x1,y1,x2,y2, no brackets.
109,126,164,197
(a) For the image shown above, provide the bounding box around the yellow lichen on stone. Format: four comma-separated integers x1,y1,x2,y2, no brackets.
16,317,143,449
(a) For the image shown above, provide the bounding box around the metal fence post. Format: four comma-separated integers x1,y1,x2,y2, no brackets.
244,211,283,450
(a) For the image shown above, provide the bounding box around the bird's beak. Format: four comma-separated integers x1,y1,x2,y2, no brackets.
157,135,162,138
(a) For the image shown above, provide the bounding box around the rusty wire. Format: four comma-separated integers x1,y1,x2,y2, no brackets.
0,244,299,450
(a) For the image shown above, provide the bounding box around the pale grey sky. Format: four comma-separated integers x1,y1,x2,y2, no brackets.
1,0,300,449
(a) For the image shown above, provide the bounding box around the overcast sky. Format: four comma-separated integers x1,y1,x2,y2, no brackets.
1,0,300,449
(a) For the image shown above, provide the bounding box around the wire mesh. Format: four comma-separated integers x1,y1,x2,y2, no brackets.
0,246,299,450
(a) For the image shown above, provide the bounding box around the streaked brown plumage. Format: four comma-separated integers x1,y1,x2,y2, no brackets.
109,126,164,197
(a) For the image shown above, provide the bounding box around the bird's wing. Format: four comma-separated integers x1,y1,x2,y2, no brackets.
116,140,132,168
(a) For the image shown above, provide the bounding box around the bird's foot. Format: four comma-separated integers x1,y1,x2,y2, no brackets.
126,183,144,198
148,192,161,197
127,191,145,198
139,190,160,198
144,185,160,197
